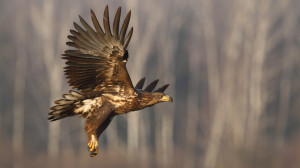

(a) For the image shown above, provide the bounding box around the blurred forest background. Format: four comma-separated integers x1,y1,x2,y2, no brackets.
1,0,300,167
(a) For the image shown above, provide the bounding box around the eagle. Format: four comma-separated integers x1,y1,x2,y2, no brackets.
48,5,173,157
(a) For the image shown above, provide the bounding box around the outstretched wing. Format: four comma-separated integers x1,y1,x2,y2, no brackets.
135,77,169,93
64,5,134,94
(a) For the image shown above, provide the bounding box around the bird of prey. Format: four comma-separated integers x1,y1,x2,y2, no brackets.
48,5,173,157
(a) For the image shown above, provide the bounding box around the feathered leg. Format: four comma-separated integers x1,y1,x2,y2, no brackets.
85,116,114,157
84,103,114,157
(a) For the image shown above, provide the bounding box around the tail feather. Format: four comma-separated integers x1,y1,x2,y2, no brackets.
69,90,84,98
54,99,74,105
48,90,84,121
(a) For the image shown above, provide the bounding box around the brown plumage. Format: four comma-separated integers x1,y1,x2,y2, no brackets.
48,5,172,157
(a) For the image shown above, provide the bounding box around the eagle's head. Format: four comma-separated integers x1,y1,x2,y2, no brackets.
135,78,173,108
140,92,173,107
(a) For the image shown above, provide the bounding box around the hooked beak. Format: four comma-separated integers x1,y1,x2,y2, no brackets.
161,95,173,103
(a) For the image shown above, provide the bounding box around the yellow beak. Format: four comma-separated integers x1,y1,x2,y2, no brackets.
161,95,173,103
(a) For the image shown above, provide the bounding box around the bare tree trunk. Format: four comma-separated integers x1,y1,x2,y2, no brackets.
30,0,63,167
13,53,26,168
12,57,26,168
157,34,176,168
47,61,62,168
13,3,27,167
247,0,270,148
273,3,296,166
201,0,221,167
78,119,87,167
126,0,141,159
126,1,164,165
185,52,201,168
153,1,182,166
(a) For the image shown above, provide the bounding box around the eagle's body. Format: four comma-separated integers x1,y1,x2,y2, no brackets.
48,5,172,157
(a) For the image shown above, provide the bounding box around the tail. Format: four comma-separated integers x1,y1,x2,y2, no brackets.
48,90,84,121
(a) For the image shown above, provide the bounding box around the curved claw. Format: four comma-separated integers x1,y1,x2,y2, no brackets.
88,134,98,157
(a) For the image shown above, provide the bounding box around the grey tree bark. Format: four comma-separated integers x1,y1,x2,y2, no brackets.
13,11,27,168
30,0,64,167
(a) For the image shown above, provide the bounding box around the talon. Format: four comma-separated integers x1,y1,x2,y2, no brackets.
90,151,98,157
87,134,98,157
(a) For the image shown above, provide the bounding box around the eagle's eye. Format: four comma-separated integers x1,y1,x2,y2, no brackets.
158,95,163,99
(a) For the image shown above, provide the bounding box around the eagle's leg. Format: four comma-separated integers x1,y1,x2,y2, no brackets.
85,117,112,157
84,104,114,157
87,134,98,157
86,116,113,157
85,122,100,157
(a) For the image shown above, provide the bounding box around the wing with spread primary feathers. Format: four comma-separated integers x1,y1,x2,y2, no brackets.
63,5,134,94
135,77,169,93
